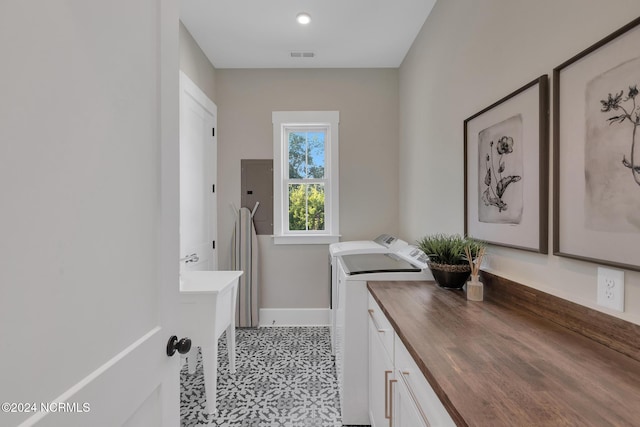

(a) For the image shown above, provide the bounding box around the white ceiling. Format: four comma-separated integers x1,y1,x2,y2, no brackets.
180,0,437,69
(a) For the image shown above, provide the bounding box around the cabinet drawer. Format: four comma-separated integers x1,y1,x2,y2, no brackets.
394,335,456,427
368,293,394,362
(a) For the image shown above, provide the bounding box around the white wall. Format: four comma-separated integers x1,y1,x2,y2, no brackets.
215,68,399,308
399,0,640,324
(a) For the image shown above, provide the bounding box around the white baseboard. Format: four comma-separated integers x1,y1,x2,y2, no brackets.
259,308,330,327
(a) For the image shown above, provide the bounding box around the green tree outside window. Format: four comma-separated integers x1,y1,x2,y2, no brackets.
287,131,326,231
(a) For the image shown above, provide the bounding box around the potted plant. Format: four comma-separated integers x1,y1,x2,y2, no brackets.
416,234,485,289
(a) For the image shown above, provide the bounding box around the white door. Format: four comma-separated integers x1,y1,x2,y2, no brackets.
0,1,181,426
179,72,218,272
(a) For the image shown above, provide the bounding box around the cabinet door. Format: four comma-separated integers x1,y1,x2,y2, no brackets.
369,313,393,427
393,372,429,427
394,335,456,427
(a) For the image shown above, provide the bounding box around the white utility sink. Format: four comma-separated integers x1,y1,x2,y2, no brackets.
179,270,243,414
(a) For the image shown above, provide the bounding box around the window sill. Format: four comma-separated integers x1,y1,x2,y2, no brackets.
272,234,340,245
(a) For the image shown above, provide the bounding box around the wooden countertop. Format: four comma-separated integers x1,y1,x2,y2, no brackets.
368,281,640,427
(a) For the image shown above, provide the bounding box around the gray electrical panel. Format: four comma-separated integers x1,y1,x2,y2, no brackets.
241,159,273,235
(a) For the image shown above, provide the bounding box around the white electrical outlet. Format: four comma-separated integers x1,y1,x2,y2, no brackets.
597,267,624,312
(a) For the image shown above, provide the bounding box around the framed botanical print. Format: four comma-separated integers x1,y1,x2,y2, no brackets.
553,16,640,271
464,75,549,253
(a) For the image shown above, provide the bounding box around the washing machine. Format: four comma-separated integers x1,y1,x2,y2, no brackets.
328,233,407,258
329,234,407,355
334,245,432,426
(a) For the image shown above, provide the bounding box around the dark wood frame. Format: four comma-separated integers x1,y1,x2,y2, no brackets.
553,16,640,271
464,75,549,253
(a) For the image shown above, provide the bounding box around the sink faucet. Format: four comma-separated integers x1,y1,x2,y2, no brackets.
180,253,199,264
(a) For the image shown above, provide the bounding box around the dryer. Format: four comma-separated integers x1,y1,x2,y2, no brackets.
334,245,432,426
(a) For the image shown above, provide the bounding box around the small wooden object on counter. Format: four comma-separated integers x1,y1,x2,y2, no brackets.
465,277,483,301
464,245,484,301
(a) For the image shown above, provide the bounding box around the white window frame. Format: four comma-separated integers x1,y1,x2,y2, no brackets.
272,111,340,244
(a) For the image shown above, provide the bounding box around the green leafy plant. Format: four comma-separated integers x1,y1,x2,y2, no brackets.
416,234,485,266
288,184,325,231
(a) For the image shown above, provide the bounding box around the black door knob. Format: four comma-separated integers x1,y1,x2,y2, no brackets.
166,335,192,357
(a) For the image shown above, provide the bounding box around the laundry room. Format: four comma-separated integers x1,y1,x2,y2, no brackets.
3,1,640,426
176,0,640,423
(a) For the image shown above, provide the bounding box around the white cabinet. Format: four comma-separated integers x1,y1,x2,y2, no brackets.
368,290,456,427
394,371,429,427
368,295,394,427
393,333,455,427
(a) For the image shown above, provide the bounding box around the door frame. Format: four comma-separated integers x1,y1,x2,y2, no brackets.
179,70,218,270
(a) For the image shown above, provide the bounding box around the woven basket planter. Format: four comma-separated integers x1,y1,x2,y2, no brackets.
427,261,471,289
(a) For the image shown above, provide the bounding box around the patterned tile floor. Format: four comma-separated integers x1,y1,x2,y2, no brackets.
180,327,361,427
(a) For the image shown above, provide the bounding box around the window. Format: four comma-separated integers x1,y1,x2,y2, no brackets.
272,111,339,244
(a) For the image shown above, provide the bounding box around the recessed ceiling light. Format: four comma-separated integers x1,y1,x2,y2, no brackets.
296,12,311,25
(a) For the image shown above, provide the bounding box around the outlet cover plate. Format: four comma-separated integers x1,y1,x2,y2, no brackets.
597,267,624,312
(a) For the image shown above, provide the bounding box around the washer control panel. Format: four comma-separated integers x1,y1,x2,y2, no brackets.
373,234,408,251
395,245,429,269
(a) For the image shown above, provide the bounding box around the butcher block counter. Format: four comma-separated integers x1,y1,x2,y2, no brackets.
367,280,640,426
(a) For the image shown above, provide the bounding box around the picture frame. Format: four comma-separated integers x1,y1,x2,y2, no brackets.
464,75,549,253
553,16,640,271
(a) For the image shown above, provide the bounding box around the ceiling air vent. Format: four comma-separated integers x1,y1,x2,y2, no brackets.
290,51,315,58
